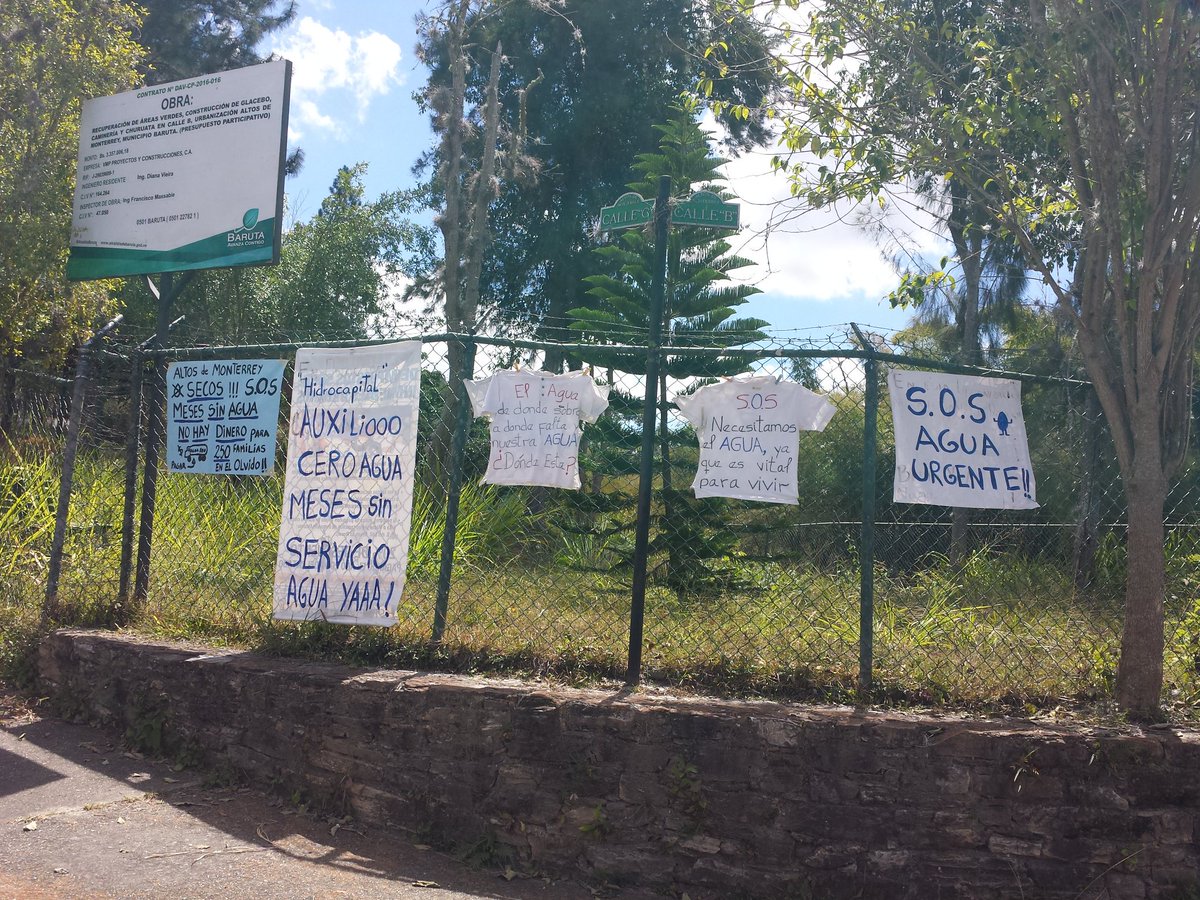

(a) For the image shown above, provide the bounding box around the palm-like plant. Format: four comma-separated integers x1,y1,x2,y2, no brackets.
569,104,769,595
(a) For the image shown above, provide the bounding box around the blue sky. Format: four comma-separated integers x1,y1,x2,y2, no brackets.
267,4,926,340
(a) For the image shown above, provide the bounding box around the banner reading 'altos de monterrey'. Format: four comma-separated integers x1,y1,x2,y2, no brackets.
67,60,291,281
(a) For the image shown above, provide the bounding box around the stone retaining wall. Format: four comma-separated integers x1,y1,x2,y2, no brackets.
37,630,1200,899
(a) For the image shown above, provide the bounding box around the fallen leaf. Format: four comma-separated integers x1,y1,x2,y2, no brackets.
163,777,179,784
53,867,67,875
412,881,440,889
122,751,144,760
413,844,432,851
117,817,126,825
23,821,38,832
502,867,517,881
330,823,341,837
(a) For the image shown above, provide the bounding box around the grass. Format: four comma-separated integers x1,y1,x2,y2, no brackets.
3,444,1200,718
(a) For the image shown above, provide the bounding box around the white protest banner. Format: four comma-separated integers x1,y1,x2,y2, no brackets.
465,370,609,489
166,359,284,475
273,341,421,626
68,60,291,280
673,374,836,505
888,369,1037,510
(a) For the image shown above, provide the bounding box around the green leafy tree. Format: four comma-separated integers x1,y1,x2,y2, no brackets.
414,0,776,371
118,164,434,344
715,0,1200,714
0,0,145,370
570,106,768,593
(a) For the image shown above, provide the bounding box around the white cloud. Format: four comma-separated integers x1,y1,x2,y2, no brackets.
297,99,336,134
271,17,403,139
719,145,948,303
694,114,949,306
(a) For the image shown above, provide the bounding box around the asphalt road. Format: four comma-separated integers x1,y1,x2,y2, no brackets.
0,691,649,900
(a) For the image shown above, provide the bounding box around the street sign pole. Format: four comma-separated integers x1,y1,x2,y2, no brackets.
626,175,671,684
596,182,739,685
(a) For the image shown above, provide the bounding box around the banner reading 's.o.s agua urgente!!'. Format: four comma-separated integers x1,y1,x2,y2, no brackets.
889,369,1038,510
67,60,291,281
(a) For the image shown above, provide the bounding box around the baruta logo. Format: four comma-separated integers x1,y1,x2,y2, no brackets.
228,208,266,246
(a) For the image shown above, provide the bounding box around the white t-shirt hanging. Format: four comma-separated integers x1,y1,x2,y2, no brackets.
466,370,610,489
674,374,836,505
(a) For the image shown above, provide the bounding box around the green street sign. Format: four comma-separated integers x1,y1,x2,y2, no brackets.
599,192,654,232
670,190,740,230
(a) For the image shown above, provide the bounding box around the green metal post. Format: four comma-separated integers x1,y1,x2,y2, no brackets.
627,175,671,685
851,324,879,693
134,272,193,603
119,316,183,608
44,314,124,622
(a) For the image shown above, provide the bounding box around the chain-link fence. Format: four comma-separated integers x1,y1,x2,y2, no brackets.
10,324,1200,708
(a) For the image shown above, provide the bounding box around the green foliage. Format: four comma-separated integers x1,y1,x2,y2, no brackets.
573,104,767,375
125,698,166,755
568,105,767,596
0,450,57,590
0,605,41,687
413,0,777,345
8,439,1200,711
117,164,435,344
0,0,145,364
136,0,295,85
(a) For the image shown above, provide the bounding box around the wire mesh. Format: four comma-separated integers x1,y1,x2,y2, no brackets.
9,325,1200,709
1,350,130,624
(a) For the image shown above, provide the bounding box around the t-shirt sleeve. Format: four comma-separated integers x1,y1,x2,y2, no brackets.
580,380,610,423
789,384,837,431
671,386,708,429
464,375,491,418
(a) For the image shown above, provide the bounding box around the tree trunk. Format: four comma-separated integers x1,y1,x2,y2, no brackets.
0,355,15,452
948,201,982,565
431,28,502,487
1114,465,1167,717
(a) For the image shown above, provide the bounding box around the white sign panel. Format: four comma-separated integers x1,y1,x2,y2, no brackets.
888,370,1037,510
166,358,284,474
274,342,422,626
465,370,610,489
68,60,291,280
674,375,836,505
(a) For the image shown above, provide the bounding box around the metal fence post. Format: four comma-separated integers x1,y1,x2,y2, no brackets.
118,317,184,609
135,273,192,603
117,349,145,606
44,314,124,623
627,175,672,684
851,324,879,693
433,337,477,644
